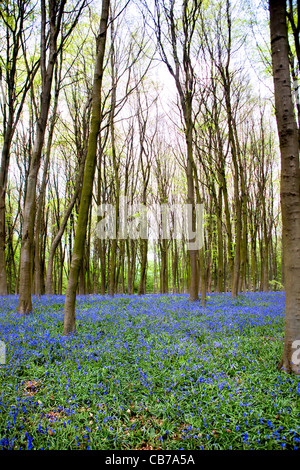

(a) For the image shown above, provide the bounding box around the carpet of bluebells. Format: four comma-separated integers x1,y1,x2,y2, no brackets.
0,291,300,450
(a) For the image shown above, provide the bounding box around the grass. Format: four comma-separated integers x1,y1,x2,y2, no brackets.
0,291,299,450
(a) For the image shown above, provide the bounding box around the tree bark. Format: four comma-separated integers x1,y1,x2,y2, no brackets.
63,0,110,334
269,0,300,374
18,0,67,314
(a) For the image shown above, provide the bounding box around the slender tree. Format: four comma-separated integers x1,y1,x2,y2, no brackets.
63,0,110,334
18,0,86,314
0,0,38,295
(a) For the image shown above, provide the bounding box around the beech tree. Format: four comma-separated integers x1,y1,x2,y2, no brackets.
17,0,87,314
63,0,110,334
0,0,38,296
269,0,300,374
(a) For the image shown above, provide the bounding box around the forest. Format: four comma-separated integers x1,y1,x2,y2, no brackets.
0,0,300,452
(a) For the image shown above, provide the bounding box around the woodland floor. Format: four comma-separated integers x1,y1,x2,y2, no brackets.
0,292,300,450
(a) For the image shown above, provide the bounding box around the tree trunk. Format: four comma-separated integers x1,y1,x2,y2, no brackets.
0,130,13,295
63,0,110,334
108,17,119,297
99,239,106,294
34,59,61,296
138,239,148,295
18,0,65,314
18,130,48,313
269,0,300,374
159,240,169,294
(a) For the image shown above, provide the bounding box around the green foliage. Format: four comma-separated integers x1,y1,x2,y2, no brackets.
269,280,284,292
